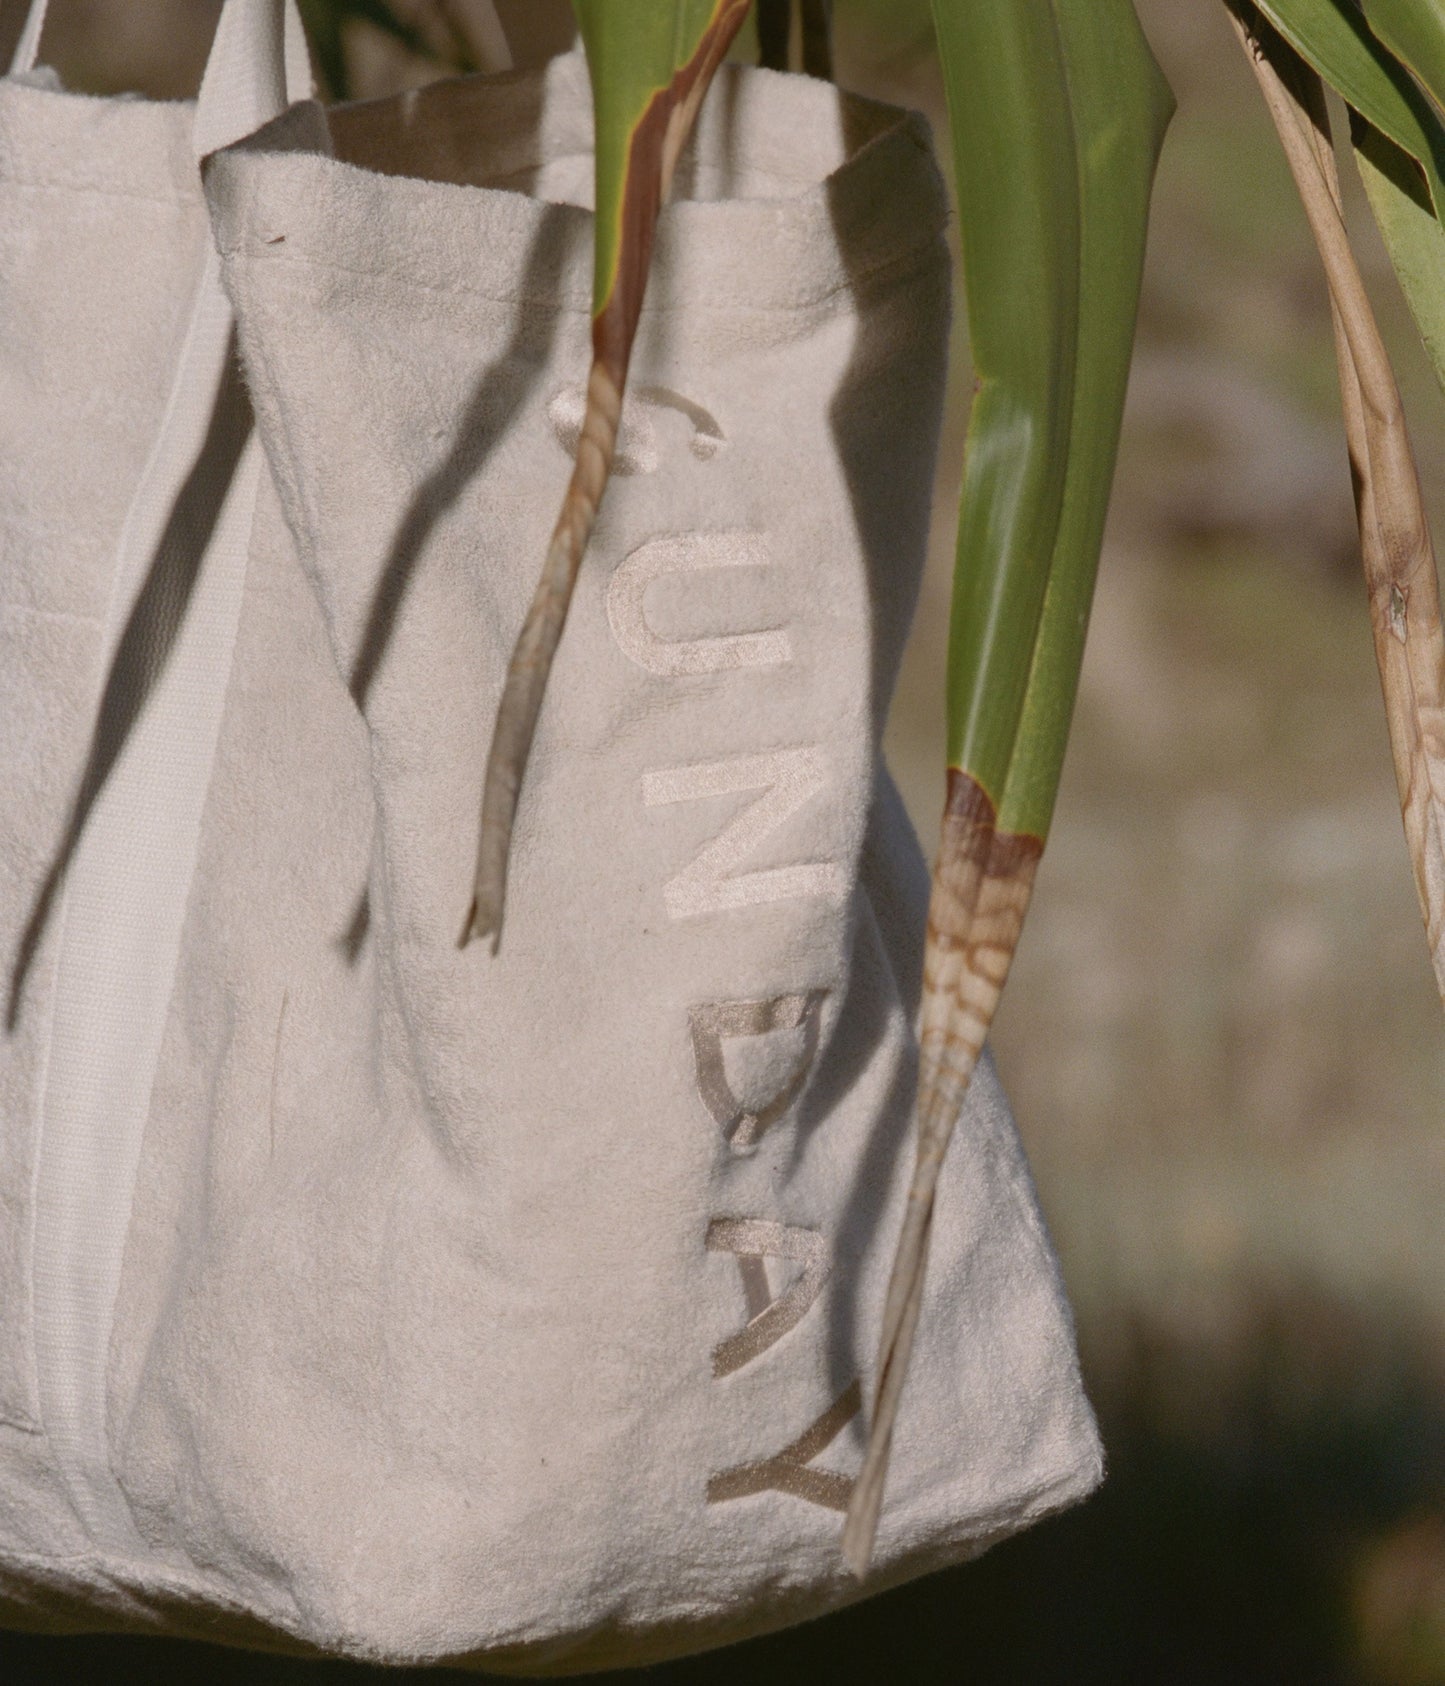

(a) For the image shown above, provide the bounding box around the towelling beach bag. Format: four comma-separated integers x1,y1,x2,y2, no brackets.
0,0,1102,1671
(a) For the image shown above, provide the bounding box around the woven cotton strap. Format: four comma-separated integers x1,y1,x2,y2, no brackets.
6,0,46,76
20,0,307,1555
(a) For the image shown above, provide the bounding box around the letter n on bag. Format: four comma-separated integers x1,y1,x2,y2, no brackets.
642,748,846,919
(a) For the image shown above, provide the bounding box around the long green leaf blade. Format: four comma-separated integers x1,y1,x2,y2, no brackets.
575,1,746,330
1355,111,1445,395
1254,0,1445,207
998,0,1173,838
938,1,1080,800
1358,0,1445,125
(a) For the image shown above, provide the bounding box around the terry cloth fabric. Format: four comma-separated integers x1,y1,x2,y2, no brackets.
0,33,1102,1674
0,0,310,1613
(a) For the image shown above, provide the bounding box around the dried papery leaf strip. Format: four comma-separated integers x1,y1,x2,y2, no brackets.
1229,3,1445,1000
842,771,1041,1574
465,0,751,949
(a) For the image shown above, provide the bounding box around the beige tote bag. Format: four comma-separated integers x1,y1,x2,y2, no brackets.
1,10,1100,1671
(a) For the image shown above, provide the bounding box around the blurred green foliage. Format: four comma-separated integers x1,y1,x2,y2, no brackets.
296,0,472,97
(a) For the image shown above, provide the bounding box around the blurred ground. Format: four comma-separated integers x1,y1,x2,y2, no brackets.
3,1,1444,1681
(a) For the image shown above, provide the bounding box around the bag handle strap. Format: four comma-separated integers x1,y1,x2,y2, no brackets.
9,0,313,148
194,0,313,158
6,0,44,76
19,0,311,1548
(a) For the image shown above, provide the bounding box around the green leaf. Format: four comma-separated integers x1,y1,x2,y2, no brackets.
1355,109,1445,397
573,1,749,329
934,0,1081,807
934,0,1171,837
1357,0,1445,127
296,0,435,101
1247,6,1445,410
997,0,1173,838
1253,0,1445,211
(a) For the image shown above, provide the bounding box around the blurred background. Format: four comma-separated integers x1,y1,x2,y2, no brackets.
2,1,1443,1679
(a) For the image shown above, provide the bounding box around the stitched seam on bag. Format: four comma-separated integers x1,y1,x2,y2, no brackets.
229,167,323,563
224,285,416,1156
240,242,940,316
231,232,946,319
231,275,327,607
